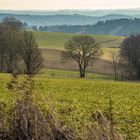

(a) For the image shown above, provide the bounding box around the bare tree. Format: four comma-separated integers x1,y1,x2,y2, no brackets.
1,17,23,73
18,31,43,75
62,35,101,78
120,35,140,80
110,51,119,81
0,23,6,72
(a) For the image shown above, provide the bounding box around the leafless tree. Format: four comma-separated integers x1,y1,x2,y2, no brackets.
62,35,101,78
1,17,23,73
120,35,140,80
110,51,120,81
18,31,43,75
0,23,6,72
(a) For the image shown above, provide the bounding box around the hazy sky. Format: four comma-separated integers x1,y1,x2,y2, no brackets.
0,0,140,10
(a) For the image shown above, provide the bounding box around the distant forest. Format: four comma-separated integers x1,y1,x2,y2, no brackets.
0,13,137,26
36,18,140,36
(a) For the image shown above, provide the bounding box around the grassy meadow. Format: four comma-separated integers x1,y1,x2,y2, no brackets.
39,68,114,80
0,73,140,139
34,32,124,50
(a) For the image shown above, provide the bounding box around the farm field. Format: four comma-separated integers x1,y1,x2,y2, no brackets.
34,32,123,75
40,49,115,75
0,73,140,139
34,32,124,50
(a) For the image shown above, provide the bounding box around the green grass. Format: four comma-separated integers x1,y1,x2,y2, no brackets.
38,68,114,80
36,78,140,139
34,32,124,50
0,72,140,139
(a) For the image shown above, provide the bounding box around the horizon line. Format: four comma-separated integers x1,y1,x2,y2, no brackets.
0,7,140,11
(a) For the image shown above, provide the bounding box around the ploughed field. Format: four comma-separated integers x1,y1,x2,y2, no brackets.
0,73,140,139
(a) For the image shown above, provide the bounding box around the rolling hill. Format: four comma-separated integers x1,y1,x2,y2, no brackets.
0,10,139,140
44,18,140,36
34,32,124,75
34,32,124,49
0,12,136,26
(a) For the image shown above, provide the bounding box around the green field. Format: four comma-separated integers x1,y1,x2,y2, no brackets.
0,73,140,139
34,32,124,50
39,68,114,80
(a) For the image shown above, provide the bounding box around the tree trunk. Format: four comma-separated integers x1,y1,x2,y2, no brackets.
137,66,140,80
6,60,14,73
0,53,4,72
113,60,118,81
79,65,85,78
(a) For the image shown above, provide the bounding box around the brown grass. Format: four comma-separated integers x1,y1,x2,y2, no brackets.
41,48,114,75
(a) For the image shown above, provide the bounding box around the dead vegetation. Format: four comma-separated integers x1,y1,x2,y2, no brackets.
83,98,123,140
84,111,123,140
1,75,75,140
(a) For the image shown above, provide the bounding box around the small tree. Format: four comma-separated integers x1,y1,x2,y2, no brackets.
18,31,43,75
62,35,101,78
110,51,120,81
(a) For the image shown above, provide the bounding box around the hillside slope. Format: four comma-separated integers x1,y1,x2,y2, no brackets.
33,32,122,75
44,19,140,36
34,32,124,49
0,12,135,26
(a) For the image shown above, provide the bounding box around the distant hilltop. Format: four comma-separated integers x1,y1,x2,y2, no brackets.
0,10,140,26
1,8,140,16
1,9,140,36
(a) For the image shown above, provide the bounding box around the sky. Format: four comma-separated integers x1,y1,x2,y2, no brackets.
0,0,140,10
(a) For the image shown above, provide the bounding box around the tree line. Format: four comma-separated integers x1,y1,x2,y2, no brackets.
112,35,140,81
0,17,43,75
33,18,140,36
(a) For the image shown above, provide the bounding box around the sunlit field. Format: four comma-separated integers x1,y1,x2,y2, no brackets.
0,72,140,139
34,32,124,50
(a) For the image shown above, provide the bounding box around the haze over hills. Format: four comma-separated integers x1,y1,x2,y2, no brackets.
1,9,140,35
1,8,140,16
0,13,135,26
0,8,140,26
44,18,140,36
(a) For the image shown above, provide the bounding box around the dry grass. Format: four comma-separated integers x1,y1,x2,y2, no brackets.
41,48,114,75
